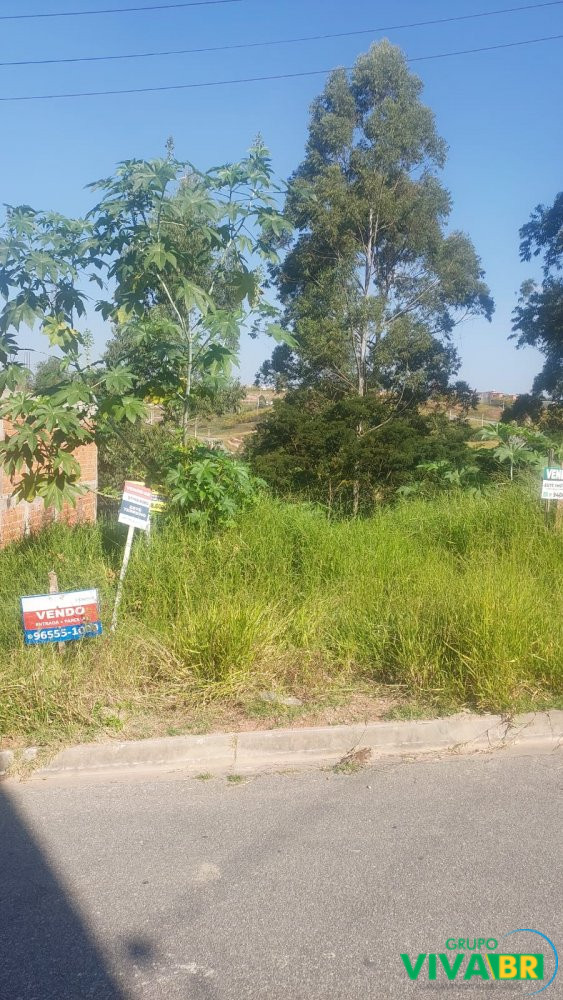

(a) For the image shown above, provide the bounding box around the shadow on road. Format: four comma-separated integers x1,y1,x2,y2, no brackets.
0,784,127,1000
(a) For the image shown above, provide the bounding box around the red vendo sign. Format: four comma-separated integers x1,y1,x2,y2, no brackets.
22,602,99,631
21,589,102,645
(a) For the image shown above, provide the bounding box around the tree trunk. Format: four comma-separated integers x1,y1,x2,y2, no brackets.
352,210,373,518
181,329,194,448
352,475,361,518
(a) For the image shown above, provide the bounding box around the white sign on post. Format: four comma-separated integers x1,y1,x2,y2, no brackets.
118,481,152,531
541,467,563,500
112,481,153,631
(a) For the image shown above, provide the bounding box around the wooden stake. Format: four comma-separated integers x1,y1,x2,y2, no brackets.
48,570,65,653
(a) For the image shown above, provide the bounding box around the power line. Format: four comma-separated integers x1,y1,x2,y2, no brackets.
0,33,561,102
411,33,562,60
1,1,561,67
0,0,241,22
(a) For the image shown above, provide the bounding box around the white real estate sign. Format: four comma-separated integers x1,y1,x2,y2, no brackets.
118,481,152,531
541,467,563,500
113,480,153,631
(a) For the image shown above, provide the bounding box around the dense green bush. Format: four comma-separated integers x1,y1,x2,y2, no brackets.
164,443,264,525
246,390,480,511
98,424,262,526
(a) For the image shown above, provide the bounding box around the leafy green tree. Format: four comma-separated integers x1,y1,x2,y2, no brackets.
537,404,563,436
97,421,176,501
494,436,538,482
246,389,475,511
32,334,95,393
475,422,549,480
0,141,292,508
512,192,563,401
501,394,563,439
89,141,293,445
32,355,73,392
255,342,306,391
0,206,142,508
501,393,545,425
102,322,245,422
262,41,492,511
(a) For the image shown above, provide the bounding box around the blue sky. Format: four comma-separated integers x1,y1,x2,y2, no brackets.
1,0,562,391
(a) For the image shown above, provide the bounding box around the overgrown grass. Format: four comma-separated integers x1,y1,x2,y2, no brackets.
1,488,561,747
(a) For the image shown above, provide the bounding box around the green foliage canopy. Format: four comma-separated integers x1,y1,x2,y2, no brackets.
246,388,477,512
512,192,563,402
0,140,292,509
264,41,493,406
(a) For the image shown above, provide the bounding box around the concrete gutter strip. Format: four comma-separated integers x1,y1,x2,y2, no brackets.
35,733,236,777
12,710,559,783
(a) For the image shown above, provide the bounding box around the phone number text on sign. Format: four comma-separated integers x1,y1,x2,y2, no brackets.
21,589,102,645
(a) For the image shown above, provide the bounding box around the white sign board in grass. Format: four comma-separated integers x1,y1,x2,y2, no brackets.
541,467,563,500
118,481,152,531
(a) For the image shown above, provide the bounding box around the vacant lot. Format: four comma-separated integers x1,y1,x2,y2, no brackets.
1,488,561,751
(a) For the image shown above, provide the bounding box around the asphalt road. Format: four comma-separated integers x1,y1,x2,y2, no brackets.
1,751,561,999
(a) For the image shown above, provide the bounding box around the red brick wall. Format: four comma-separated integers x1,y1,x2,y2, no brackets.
0,419,98,548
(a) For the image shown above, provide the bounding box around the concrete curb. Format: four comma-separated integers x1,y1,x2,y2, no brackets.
13,710,560,783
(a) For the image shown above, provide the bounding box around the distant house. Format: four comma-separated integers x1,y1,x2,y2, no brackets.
244,392,273,408
477,391,518,405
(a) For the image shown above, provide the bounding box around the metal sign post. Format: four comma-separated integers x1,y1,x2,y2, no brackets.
111,481,152,631
111,523,135,632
